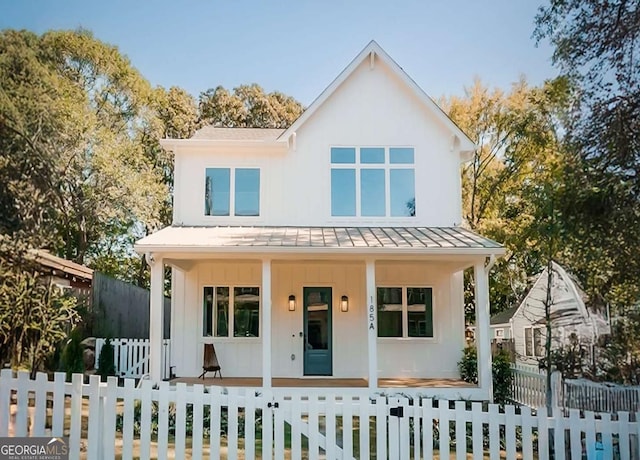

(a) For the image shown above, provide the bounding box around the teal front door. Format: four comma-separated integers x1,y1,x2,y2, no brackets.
303,287,332,376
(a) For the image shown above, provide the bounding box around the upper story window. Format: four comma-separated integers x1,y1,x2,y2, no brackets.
205,168,260,216
330,147,416,217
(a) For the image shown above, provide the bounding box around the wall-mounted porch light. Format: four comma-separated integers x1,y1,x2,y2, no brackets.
341,295,349,312
288,294,296,311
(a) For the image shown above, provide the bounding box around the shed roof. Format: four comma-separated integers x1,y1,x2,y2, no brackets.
30,250,93,281
135,226,504,255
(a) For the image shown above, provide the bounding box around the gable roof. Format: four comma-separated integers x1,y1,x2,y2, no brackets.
278,40,477,154
513,261,610,337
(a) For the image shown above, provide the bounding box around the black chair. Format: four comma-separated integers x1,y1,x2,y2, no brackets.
199,343,222,379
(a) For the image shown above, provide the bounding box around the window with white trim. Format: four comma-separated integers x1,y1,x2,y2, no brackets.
205,168,260,216
330,147,416,217
203,286,260,337
524,326,545,357
377,287,433,338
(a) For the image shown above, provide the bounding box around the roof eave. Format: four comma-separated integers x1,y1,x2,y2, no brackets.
160,138,289,153
134,244,506,257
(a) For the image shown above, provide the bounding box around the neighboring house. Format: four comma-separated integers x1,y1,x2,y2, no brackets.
467,306,517,341
511,261,610,366
31,249,93,298
490,306,517,340
135,41,505,399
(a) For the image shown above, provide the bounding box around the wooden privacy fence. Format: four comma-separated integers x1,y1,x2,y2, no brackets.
565,379,640,414
95,338,172,379
2,370,640,459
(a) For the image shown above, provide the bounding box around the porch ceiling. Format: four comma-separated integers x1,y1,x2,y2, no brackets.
135,226,504,256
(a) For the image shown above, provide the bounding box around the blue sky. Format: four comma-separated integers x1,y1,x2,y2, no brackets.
1,0,557,105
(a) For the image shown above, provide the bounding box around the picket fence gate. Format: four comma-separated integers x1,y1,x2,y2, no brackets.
2,370,640,459
95,338,172,379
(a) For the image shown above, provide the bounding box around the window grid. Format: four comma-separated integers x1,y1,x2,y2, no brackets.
377,286,434,339
202,285,260,339
330,147,415,218
204,168,260,217
523,325,545,357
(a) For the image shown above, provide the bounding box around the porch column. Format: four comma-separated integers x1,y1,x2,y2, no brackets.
365,259,377,391
474,261,493,400
262,259,272,389
149,254,164,383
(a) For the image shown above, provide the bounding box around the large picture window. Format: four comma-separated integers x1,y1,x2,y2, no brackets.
330,147,416,217
205,168,260,216
377,287,433,338
203,286,260,337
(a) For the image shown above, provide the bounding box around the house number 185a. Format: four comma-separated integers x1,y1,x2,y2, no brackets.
368,304,375,330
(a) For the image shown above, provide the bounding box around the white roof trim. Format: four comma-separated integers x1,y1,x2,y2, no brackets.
159,138,288,153
279,40,477,154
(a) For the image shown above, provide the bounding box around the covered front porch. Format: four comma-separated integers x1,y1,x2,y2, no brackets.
170,377,476,399
136,226,503,399
171,377,473,388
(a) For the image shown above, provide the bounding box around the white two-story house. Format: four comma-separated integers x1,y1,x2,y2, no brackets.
135,41,504,399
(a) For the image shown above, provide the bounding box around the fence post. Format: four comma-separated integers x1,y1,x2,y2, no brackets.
550,371,563,411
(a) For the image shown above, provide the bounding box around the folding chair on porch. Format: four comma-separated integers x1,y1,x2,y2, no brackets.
199,343,222,379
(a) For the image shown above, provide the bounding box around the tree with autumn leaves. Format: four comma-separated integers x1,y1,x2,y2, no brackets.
1,2,638,379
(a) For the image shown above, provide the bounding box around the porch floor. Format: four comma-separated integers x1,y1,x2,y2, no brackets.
170,377,473,388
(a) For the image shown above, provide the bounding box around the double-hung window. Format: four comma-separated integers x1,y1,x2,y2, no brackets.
203,286,260,338
524,326,545,357
330,147,416,217
377,287,433,338
205,168,260,216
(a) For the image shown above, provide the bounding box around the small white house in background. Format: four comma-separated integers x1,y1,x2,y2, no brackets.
135,41,505,399
489,306,517,340
511,261,610,366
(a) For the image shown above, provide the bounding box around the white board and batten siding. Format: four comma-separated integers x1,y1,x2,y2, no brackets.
172,53,465,229
3,370,640,460
171,260,466,381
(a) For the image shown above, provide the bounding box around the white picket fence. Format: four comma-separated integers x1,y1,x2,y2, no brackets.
95,338,171,379
2,370,640,459
510,364,558,409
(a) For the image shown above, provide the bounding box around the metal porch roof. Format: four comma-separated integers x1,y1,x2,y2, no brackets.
135,226,504,255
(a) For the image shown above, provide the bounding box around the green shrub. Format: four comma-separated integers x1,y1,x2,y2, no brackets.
492,349,513,405
61,329,84,381
458,346,513,405
458,346,478,384
97,338,116,381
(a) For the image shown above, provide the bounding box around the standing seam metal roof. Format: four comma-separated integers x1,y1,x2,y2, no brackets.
135,226,503,251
